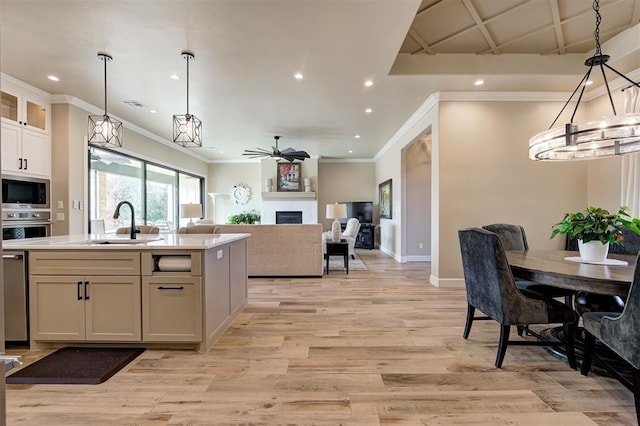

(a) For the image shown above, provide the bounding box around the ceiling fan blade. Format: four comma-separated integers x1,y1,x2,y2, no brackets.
281,151,310,162
243,148,271,155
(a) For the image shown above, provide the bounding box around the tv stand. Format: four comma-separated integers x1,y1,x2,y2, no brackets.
341,222,375,250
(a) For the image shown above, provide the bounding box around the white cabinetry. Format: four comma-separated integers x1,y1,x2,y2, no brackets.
1,77,51,177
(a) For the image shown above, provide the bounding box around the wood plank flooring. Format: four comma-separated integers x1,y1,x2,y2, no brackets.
5,250,637,425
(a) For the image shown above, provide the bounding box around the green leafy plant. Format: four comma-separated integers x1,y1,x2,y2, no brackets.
227,211,261,224
550,206,628,245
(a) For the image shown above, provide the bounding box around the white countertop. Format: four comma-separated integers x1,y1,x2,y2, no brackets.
2,233,251,250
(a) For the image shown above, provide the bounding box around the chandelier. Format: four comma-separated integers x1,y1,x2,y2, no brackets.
87,53,123,148
173,51,202,147
528,0,640,161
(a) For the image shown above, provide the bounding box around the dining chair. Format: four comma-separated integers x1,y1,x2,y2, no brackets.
580,252,640,424
115,225,160,235
482,223,576,335
458,228,577,369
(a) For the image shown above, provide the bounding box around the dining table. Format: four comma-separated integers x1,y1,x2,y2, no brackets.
506,249,636,297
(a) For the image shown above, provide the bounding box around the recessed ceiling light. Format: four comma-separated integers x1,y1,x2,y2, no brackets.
364,80,373,87
170,74,180,80
294,72,303,80
365,108,372,114
584,80,594,86
474,79,484,86
355,134,361,139
47,75,60,82
150,110,157,114
348,150,353,153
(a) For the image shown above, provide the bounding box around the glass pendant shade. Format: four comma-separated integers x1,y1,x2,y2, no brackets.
173,51,202,147
528,0,639,161
88,53,123,148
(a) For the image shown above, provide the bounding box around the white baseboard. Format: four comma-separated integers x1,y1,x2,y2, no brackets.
429,274,465,288
405,255,430,262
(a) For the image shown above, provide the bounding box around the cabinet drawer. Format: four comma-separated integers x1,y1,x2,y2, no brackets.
142,276,202,342
30,251,140,275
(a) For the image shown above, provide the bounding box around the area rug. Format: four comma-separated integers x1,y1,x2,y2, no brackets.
328,254,367,272
6,347,145,385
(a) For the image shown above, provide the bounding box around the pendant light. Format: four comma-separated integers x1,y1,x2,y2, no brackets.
529,0,640,161
173,51,202,147
88,53,123,148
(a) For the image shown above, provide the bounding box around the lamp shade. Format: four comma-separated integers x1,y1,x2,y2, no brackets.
326,203,347,219
180,203,202,219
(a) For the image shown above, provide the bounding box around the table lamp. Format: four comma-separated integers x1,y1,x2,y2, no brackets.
180,203,202,226
326,203,347,242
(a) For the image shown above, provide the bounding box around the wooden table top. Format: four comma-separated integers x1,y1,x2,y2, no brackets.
507,250,636,296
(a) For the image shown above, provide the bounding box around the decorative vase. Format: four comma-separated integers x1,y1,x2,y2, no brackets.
578,240,610,262
331,219,341,242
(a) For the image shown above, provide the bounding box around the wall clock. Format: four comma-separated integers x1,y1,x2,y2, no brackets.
232,183,251,205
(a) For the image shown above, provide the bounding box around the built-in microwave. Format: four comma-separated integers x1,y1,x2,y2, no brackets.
1,175,50,209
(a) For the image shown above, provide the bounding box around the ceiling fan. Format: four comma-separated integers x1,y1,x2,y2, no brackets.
242,136,310,162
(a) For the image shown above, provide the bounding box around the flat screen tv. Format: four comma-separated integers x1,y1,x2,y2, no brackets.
339,201,373,224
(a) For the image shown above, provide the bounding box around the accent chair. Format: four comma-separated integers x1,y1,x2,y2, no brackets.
323,218,360,259
458,227,577,369
580,252,640,425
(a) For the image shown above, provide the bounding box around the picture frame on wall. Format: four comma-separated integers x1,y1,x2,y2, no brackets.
277,162,301,192
379,179,392,219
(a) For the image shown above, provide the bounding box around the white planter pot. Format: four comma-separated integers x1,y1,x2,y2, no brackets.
578,240,610,262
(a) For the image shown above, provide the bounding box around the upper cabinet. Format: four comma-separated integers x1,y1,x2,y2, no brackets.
1,76,51,177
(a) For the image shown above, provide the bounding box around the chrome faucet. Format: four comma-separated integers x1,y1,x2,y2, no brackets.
113,201,139,239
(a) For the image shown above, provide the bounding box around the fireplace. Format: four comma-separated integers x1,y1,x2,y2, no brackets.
276,211,303,224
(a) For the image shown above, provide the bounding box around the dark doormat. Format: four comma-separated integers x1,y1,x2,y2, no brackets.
7,347,145,385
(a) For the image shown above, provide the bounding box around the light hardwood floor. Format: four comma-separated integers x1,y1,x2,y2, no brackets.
5,250,637,425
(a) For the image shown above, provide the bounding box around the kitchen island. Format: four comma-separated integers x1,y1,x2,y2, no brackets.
3,233,250,352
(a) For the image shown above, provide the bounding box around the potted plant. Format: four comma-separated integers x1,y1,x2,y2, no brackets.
227,211,261,224
550,206,628,262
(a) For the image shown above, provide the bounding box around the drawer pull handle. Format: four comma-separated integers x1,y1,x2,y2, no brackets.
157,286,184,290
77,281,82,300
84,281,90,300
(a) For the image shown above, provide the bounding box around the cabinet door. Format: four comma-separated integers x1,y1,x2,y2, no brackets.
142,276,202,342
30,275,85,341
1,123,22,174
21,128,50,177
23,94,48,133
85,276,142,341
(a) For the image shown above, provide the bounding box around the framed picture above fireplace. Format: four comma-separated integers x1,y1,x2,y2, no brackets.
277,162,301,192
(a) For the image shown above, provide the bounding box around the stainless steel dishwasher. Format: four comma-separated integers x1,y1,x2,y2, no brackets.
3,251,28,341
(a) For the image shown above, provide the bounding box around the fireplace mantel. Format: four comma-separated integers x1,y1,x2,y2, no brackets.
262,192,316,200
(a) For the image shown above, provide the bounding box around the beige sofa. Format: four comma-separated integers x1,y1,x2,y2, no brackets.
215,224,323,277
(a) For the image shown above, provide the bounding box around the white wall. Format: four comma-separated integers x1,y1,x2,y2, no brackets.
206,162,262,223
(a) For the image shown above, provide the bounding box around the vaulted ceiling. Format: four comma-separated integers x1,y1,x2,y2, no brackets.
1,0,638,162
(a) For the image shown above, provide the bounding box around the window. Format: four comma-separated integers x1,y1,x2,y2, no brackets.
88,147,204,233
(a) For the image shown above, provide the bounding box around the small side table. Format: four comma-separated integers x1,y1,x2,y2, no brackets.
325,241,349,274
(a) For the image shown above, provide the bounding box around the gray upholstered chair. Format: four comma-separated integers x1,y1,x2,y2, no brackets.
483,223,575,306
116,225,160,235
580,252,640,425
458,228,577,369
177,225,220,234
